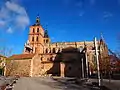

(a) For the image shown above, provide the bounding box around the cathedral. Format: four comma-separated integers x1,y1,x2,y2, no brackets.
5,16,109,77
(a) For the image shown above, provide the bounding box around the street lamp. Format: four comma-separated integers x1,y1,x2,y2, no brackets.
85,46,89,79
81,58,84,79
94,37,101,86
79,47,84,79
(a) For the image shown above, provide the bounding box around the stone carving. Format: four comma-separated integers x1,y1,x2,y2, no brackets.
24,40,33,53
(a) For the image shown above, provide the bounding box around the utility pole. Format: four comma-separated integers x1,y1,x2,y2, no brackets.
84,41,89,79
79,47,84,79
94,37,101,86
85,52,89,79
81,58,84,78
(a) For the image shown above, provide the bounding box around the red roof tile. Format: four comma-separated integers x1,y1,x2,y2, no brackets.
8,54,35,60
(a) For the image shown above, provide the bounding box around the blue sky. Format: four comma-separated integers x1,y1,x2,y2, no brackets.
0,0,120,55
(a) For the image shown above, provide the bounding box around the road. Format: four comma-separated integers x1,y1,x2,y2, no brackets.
13,77,88,90
12,77,120,90
90,79,120,90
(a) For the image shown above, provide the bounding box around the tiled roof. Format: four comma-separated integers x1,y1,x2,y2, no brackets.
109,55,118,59
62,47,79,52
7,54,35,60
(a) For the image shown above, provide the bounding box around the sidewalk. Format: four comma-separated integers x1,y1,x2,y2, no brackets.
49,77,120,90
89,79,120,90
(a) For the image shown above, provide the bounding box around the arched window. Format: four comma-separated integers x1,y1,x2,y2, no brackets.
50,56,53,61
36,36,38,41
33,28,35,33
37,28,39,32
49,49,51,53
46,39,49,43
46,48,48,53
41,57,43,61
44,40,45,43
32,37,34,41
53,48,56,53
35,47,37,53
47,58,49,61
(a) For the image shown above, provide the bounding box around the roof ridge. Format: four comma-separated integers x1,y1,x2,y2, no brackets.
7,54,36,60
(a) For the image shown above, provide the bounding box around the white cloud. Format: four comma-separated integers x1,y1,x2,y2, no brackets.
15,15,30,30
0,7,10,19
103,12,113,18
0,0,30,34
5,1,27,15
62,0,96,7
0,20,6,26
7,27,13,34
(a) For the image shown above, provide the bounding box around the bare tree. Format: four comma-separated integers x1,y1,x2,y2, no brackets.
0,46,13,57
0,46,14,76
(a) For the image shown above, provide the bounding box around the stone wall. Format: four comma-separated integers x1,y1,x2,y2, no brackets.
42,62,54,75
5,59,31,77
32,55,42,77
64,62,82,78
61,51,82,78
31,54,54,77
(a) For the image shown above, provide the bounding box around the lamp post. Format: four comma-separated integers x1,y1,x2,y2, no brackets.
94,37,101,86
84,41,89,80
85,49,89,79
79,47,84,79
81,58,84,78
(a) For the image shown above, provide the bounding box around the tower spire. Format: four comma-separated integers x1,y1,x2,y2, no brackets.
44,29,49,38
100,33,106,44
101,33,104,40
84,41,87,48
35,14,40,25
44,24,49,38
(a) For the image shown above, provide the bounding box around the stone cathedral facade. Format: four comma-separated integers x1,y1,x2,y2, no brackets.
5,16,109,77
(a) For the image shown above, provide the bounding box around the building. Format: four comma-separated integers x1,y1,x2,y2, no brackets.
5,16,109,77
6,54,41,77
0,55,7,75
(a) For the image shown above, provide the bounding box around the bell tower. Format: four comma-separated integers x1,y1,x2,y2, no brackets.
28,15,44,54
44,30,50,44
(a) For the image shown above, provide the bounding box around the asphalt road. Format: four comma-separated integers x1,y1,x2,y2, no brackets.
12,77,120,90
13,77,89,90
90,79,120,90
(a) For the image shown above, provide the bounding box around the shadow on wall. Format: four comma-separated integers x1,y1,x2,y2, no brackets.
46,47,86,78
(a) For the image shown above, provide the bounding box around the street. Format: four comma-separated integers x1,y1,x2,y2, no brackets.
11,77,120,90
90,79,120,90
12,77,88,90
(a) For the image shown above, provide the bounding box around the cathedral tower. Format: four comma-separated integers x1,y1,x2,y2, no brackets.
44,30,50,44
29,16,45,54
24,16,45,54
